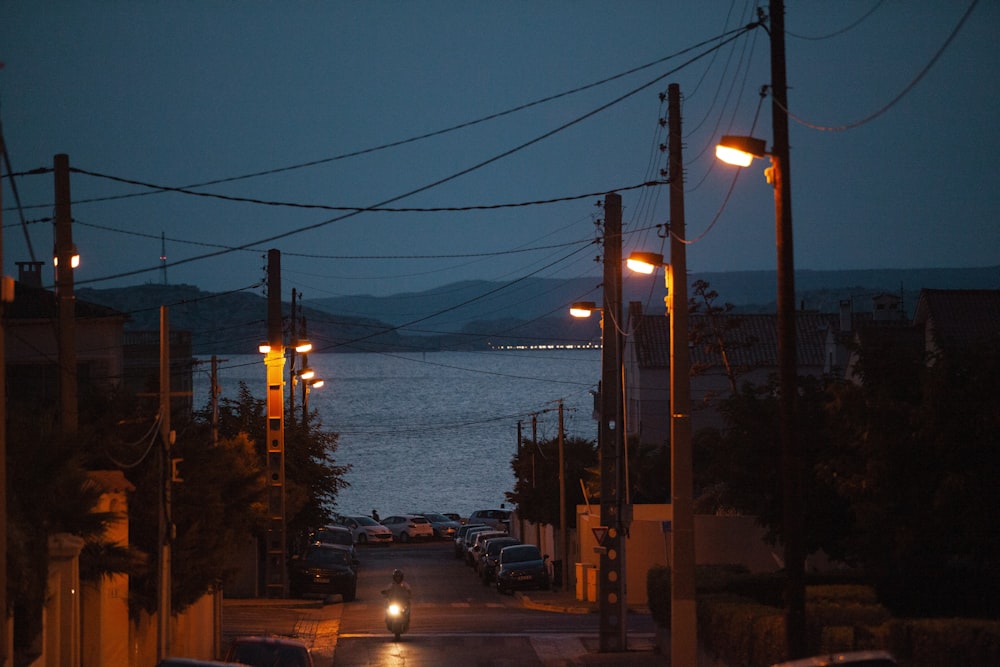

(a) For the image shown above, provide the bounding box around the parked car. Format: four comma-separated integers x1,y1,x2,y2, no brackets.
479,536,520,583
460,524,497,562
467,508,511,530
338,515,393,546
770,651,897,667
225,636,314,667
442,512,463,524
466,529,507,567
454,523,489,559
380,514,434,542
307,525,359,567
288,544,358,602
495,544,550,594
412,511,461,539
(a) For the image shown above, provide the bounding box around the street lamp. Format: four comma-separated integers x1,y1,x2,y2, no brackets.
570,301,601,319
715,135,768,167
294,367,324,424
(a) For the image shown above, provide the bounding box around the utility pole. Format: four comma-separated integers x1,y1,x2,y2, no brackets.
54,153,77,436
160,231,168,285
557,400,568,592
288,289,298,425
667,82,697,666
0,125,8,667
157,307,172,662
210,355,225,447
769,0,805,658
263,249,287,598
598,193,626,652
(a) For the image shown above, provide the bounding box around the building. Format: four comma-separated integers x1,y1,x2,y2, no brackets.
5,262,129,409
624,301,835,446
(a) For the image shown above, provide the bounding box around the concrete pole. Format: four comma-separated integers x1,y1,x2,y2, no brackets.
598,193,626,652
264,249,287,598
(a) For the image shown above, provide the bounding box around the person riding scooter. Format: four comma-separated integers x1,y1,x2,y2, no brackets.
382,569,411,640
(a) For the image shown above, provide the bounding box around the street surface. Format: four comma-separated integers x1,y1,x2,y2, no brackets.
224,540,668,666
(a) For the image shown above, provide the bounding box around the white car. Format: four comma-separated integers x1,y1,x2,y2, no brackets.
339,515,393,546
380,514,434,542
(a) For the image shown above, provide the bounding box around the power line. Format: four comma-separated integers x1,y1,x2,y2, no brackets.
71,27,753,289
70,169,664,214
779,0,980,132
2,24,752,214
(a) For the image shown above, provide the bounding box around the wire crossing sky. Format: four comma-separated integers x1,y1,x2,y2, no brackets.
2,2,998,300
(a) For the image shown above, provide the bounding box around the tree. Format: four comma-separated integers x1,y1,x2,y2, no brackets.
128,379,350,615
694,376,852,559
688,279,756,395
7,395,141,662
127,425,267,615
506,436,597,527
824,337,1000,614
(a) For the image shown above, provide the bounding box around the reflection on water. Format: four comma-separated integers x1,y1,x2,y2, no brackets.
194,349,600,518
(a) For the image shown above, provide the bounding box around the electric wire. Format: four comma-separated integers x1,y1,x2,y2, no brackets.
786,0,886,41
778,0,980,132
2,24,755,214
69,169,664,215
63,27,752,289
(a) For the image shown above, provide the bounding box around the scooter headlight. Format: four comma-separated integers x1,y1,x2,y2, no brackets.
387,603,402,616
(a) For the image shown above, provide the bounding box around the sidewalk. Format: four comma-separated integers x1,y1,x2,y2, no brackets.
514,587,668,665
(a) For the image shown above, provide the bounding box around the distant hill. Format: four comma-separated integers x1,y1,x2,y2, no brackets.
76,283,410,355
306,266,1000,327
76,267,999,353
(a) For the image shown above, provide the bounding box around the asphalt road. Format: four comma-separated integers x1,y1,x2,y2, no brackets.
225,539,669,666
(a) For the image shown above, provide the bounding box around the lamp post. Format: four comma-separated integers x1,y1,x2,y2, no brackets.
715,1,804,656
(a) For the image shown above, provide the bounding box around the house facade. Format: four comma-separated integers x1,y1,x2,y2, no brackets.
623,301,835,447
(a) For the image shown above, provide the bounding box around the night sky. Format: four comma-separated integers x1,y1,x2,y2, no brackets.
2,1,997,301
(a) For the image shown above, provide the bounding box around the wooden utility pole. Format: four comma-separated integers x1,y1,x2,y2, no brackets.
157,307,172,662
54,153,77,436
557,400,568,592
0,124,8,667
667,82,697,666
769,0,804,658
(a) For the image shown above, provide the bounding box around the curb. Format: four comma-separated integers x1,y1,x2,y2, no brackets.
223,598,324,609
515,591,596,614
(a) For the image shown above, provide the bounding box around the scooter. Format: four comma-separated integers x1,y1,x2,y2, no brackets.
383,592,410,640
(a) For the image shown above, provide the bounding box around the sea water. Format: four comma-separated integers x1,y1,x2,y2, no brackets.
194,348,600,519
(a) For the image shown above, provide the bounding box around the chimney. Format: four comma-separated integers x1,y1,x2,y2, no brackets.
17,261,44,288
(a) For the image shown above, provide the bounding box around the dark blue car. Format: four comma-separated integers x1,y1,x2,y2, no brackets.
495,544,549,594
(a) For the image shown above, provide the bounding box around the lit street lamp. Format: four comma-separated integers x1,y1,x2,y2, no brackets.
294,366,324,424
